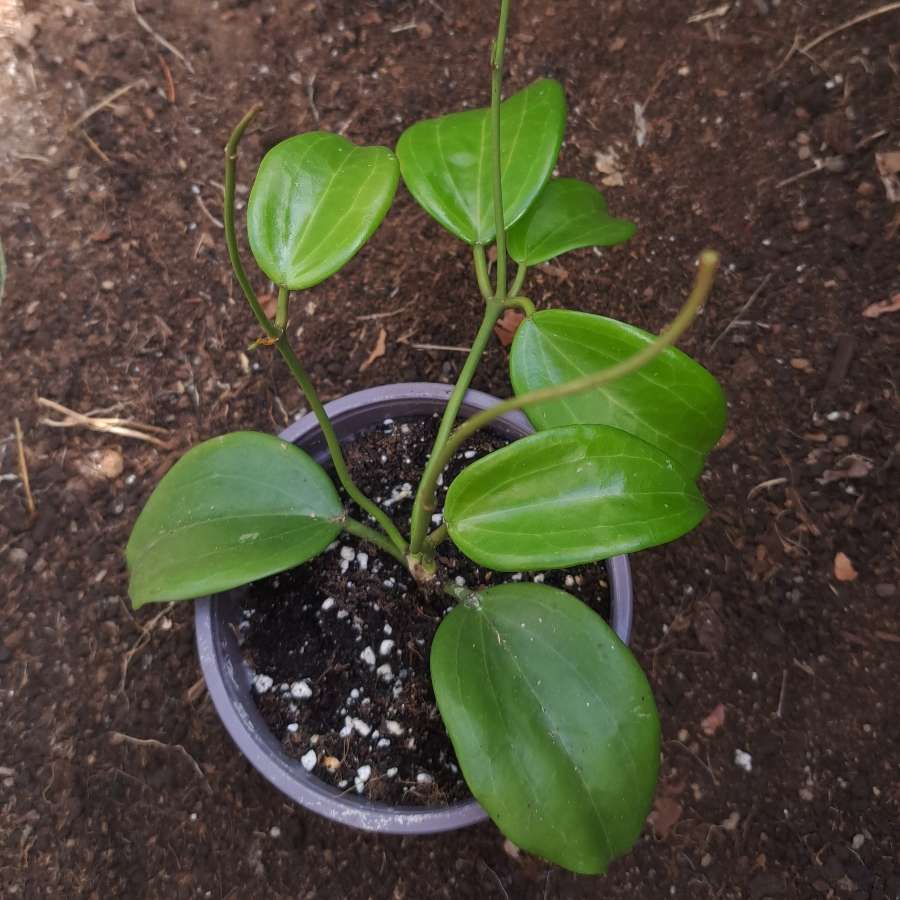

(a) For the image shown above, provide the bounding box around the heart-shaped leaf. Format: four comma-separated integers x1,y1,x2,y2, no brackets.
506,178,635,265
396,79,566,244
127,432,342,607
431,582,660,874
511,310,727,478
444,424,707,571
247,132,399,290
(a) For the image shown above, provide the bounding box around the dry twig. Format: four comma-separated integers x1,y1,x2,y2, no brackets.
118,602,174,695
109,731,212,794
400,340,472,353
68,79,146,131
14,418,36,522
708,273,772,353
158,53,176,103
801,2,900,55
37,397,173,448
307,73,319,123
80,130,111,163
195,194,224,229
130,0,194,72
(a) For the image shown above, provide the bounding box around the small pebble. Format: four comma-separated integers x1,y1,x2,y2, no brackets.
385,720,404,735
851,833,865,850
376,663,394,683
253,674,274,694
386,767,398,778
379,639,395,656
300,750,317,772
351,718,371,737
356,552,369,571
416,772,433,785
269,826,281,838
8,548,27,566
321,597,335,611
360,646,376,667
290,680,312,700
734,749,753,773
286,723,299,734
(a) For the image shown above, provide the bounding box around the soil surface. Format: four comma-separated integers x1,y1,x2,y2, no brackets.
241,415,611,806
1,1,899,898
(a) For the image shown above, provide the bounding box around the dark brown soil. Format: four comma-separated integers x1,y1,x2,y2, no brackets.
241,415,611,806
2,1,899,898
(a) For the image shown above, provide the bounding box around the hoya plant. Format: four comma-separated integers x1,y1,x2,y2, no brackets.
126,0,725,875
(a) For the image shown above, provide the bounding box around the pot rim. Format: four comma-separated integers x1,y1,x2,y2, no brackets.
195,382,634,834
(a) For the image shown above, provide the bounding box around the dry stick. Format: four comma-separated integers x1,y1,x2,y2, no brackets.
68,80,146,131
195,194,224,229
130,0,194,72
404,341,472,353
158,53,176,103
14,418,36,521
81,130,111,164
0,235,6,307
307,73,319,122
707,272,772,353
109,731,212,794
775,162,824,190
118,602,174,694
37,397,173,448
776,668,789,718
800,2,900,54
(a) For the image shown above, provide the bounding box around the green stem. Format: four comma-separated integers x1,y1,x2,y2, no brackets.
509,263,527,299
341,516,407,565
223,105,407,554
503,295,535,317
275,285,288,331
275,333,408,552
425,522,448,549
408,298,504,555
473,244,493,300
406,2,513,558
224,104,278,340
489,0,512,301
426,251,720,484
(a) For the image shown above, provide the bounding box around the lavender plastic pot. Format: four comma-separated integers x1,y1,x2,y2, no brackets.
195,382,634,835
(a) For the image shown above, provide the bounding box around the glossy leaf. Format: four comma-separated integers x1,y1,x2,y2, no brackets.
510,310,727,478
396,79,566,244
431,582,660,874
444,425,706,571
127,432,342,607
507,178,635,265
247,132,399,290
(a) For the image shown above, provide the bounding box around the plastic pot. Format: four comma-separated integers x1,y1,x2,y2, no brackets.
195,382,635,835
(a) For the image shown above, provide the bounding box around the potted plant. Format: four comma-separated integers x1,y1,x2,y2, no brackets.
126,0,725,875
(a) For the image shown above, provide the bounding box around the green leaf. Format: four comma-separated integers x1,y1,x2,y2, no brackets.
511,310,727,478
444,425,707,571
396,79,566,244
507,178,635,265
126,432,342,607
431,582,660,874
247,132,399,290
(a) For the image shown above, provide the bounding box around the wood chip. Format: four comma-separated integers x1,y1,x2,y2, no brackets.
833,552,858,582
862,294,900,318
359,327,387,371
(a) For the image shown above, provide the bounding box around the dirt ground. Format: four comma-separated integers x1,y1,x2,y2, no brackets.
1,0,899,897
